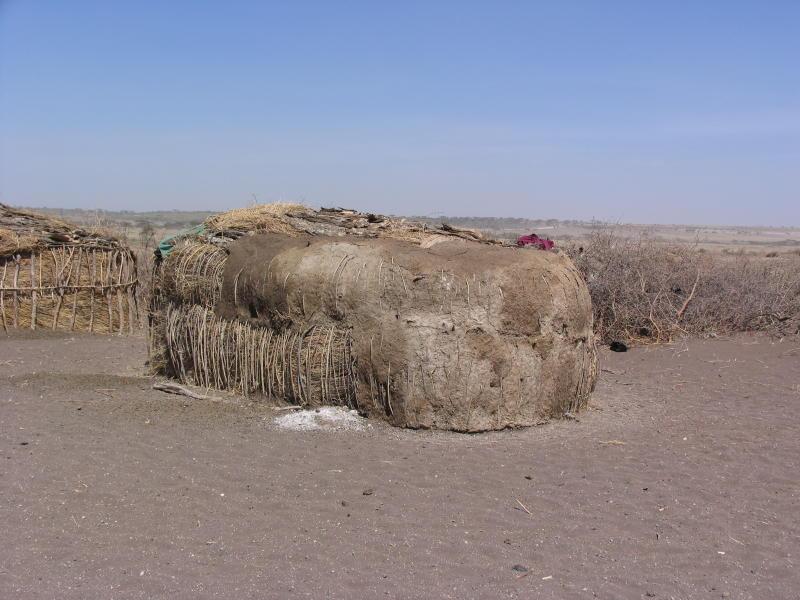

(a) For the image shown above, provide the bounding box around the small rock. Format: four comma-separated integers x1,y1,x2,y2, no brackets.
524,475,532,480
341,500,348,507
362,488,374,496
511,564,528,573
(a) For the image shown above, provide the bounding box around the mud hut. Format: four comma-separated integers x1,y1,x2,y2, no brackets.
150,204,597,431
0,203,139,333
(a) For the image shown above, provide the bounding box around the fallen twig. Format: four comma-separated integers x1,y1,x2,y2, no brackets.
729,536,745,546
153,381,219,401
515,498,532,515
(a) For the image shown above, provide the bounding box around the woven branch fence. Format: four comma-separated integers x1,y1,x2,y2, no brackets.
0,246,138,333
162,304,356,406
159,242,227,308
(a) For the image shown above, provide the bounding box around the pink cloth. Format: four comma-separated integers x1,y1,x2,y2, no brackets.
516,234,555,250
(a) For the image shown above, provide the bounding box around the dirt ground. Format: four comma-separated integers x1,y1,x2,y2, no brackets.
1,331,798,599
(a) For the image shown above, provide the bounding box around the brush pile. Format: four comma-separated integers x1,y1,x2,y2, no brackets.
0,203,139,333
150,204,597,431
566,230,800,343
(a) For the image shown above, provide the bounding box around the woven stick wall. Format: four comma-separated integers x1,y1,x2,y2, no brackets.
163,304,356,406
0,246,138,333
158,242,226,308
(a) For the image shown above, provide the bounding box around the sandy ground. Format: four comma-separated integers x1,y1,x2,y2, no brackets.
1,332,798,599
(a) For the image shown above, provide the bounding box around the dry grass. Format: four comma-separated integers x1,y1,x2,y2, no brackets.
205,202,309,234
202,203,492,247
0,228,39,256
0,203,123,255
566,231,800,343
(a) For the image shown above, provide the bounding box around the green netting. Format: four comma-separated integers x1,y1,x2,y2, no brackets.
157,224,206,257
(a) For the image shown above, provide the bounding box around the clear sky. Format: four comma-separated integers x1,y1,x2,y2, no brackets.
1,1,798,225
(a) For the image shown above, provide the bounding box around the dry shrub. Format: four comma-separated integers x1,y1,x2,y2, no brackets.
566,231,800,343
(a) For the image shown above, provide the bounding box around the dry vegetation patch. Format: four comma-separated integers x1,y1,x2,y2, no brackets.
566,231,800,343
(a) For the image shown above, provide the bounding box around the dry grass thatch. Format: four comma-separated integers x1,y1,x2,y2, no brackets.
204,202,309,234
0,228,40,256
0,203,121,255
0,204,139,333
199,204,493,248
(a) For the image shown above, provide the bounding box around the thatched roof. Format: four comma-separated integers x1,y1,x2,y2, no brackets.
0,203,126,257
200,203,499,248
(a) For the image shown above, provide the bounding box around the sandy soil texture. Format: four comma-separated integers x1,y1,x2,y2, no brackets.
1,331,798,599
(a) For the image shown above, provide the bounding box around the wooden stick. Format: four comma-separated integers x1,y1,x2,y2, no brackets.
153,381,220,401
515,498,532,515
0,280,137,293
304,329,312,404
70,248,83,331
52,290,64,330
89,250,96,332
30,253,37,329
107,251,114,333
0,261,7,332
676,270,701,322
116,253,125,334
126,251,135,333
12,257,19,328
53,247,73,329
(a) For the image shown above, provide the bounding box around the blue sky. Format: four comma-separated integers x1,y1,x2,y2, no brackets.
1,1,798,225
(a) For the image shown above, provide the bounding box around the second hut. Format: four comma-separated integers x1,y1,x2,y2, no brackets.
0,203,139,333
